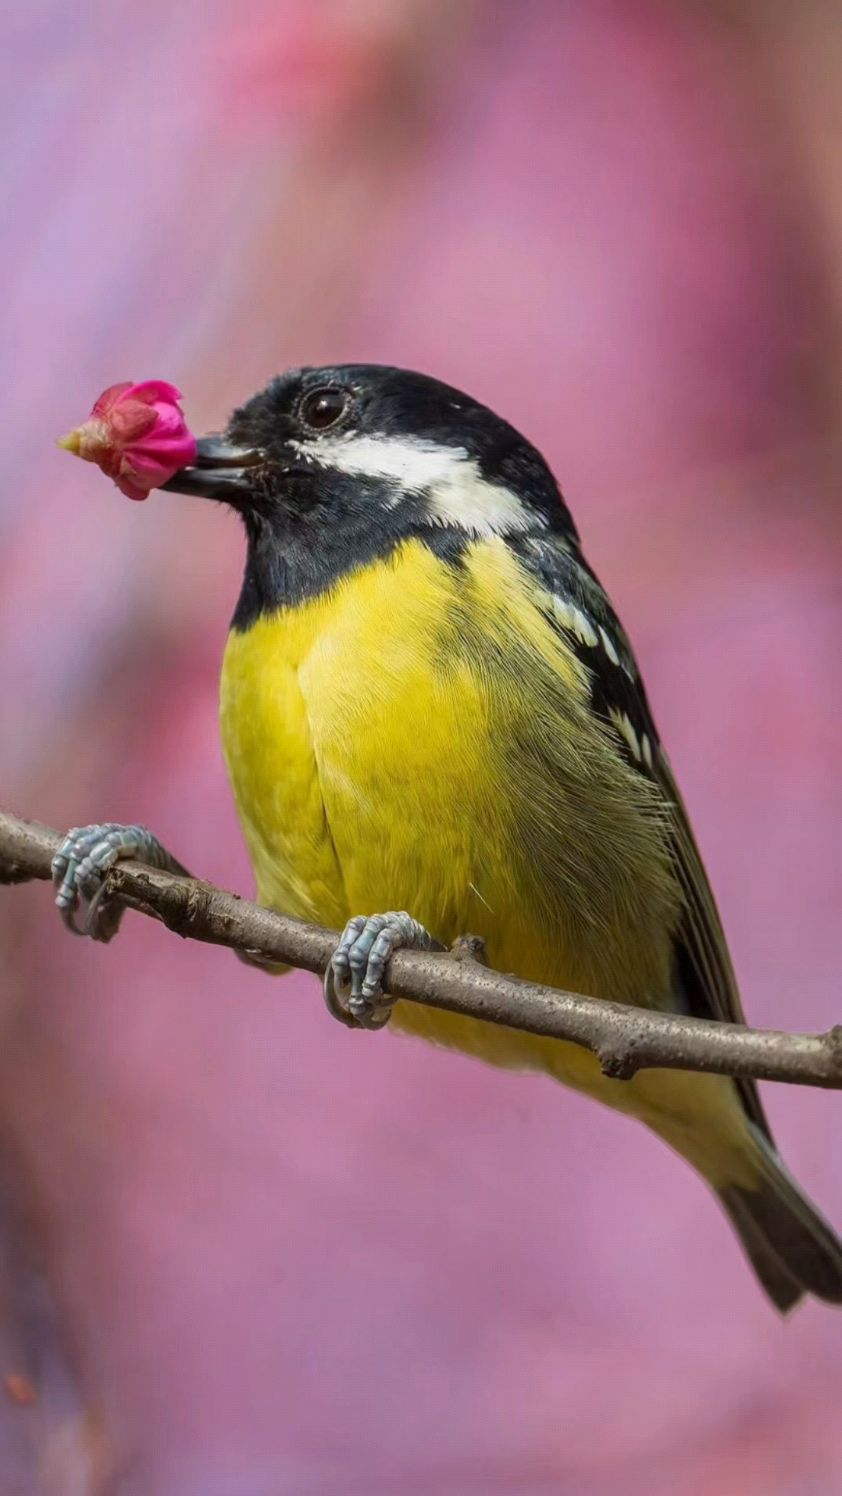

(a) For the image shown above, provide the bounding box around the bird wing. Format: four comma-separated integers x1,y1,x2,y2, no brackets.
515,533,772,1140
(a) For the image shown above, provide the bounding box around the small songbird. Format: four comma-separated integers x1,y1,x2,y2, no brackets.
53,364,842,1310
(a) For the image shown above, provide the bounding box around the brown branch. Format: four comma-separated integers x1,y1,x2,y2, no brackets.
1,808,841,1089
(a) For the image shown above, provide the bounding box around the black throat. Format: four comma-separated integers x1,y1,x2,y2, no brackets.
230,471,471,630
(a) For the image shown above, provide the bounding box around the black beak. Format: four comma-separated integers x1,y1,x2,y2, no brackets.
160,436,265,500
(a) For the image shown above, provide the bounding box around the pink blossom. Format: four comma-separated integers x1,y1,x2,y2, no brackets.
59,380,197,499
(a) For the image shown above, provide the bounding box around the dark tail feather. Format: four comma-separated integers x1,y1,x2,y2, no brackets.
720,1130,842,1313
720,1189,804,1313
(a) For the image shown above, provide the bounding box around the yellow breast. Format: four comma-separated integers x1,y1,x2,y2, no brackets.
220,536,753,1174
221,535,676,1002
221,539,505,936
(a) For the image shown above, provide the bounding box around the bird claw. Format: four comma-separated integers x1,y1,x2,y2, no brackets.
51,822,186,940
323,911,441,1030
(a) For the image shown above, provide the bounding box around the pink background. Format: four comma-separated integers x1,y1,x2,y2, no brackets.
1,3,841,1491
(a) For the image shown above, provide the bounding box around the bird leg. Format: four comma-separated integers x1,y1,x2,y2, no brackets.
324,911,444,1030
51,823,190,941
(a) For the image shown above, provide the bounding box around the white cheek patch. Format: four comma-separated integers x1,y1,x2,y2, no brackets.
425,459,541,537
289,432,539,537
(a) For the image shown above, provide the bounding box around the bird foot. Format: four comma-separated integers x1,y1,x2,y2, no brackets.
51,822,188,940
324,911,443,1030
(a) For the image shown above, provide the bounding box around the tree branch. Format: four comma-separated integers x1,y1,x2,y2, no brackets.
1,808,840,1089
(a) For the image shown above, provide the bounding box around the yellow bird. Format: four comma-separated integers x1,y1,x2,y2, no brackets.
53,364,842,1311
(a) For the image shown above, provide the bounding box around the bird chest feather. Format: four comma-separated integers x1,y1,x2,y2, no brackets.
219,536,676,1013
220,538,500,932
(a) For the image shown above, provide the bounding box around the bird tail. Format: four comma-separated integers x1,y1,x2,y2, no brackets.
719,1127,842,1313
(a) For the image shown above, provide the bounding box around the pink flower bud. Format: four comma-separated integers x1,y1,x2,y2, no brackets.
59,380,197,500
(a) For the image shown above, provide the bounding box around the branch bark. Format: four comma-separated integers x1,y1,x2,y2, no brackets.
1,808,841,1089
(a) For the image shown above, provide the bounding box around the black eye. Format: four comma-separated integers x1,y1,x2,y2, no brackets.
300,387,349,431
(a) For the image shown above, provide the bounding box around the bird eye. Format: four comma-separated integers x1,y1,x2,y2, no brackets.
300,387,349,432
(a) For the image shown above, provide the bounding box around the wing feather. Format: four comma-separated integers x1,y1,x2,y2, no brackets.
514,534,772,1139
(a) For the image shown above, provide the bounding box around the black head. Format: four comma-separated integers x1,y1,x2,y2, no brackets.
164,364,578,618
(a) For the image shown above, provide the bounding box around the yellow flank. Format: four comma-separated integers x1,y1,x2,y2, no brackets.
220,536,757,1188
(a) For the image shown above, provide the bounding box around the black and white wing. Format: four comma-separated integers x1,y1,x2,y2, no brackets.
514,533,771,1140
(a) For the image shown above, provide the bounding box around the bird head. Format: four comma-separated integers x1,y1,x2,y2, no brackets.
163,365,577,613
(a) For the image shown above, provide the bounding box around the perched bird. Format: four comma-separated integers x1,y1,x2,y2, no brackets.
53,364,842,1311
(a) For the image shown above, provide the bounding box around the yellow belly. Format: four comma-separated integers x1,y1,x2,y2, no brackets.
219,536,751,1179
221,538,667,974
221,535,668,1053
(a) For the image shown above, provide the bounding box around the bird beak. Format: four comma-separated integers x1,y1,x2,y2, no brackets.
160,436,265,501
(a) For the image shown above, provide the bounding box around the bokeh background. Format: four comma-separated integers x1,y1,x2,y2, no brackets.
1,2,842,1492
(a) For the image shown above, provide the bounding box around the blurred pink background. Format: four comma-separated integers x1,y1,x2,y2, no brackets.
2,2,841,1491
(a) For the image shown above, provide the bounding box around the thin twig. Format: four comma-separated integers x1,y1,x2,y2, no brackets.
1,808,841,1089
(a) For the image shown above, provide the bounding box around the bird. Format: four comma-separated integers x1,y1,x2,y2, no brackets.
52,362,842,1312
